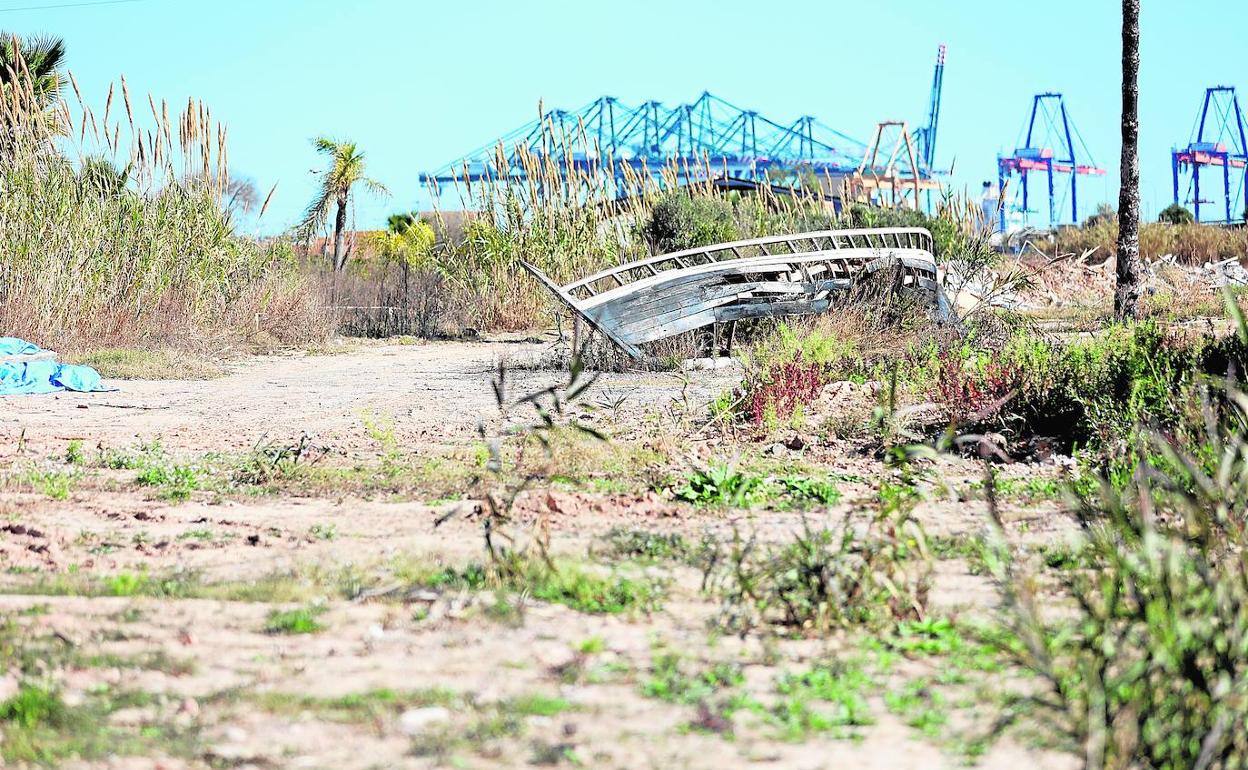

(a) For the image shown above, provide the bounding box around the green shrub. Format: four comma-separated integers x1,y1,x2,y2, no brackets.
639,192,739,254
771,662,875,740
703,515,930,635
135,463,201,501
940,323,1248,464
1158,202,1195,225
0,686,67,730
420,557,664,615
641,652,745,705
264,606,326,635
985,382,1248,768
673,464,766,507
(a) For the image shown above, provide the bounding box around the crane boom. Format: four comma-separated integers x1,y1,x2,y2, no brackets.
920,44,946,171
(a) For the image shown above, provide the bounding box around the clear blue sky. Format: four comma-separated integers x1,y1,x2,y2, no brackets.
16,0,1248,232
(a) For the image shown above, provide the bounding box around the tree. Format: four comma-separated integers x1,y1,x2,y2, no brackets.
0,33,65,105
1083,202,1117,228
373,211,436,303
225,177,260,223
1114,0,1143,320
1157,202,1194,225
299,138,388,271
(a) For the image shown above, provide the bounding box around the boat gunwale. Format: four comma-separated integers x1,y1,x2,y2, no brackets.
563,226,934,295
580,247,938,311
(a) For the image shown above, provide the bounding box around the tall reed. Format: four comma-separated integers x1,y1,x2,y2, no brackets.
0,53,329,351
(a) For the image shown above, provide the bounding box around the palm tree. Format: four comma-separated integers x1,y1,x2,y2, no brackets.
79,154,132,197
299,138,388,271
1114,0,1142,319
0,33,65,106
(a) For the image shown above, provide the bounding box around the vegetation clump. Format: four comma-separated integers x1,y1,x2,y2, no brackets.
0,37,328,352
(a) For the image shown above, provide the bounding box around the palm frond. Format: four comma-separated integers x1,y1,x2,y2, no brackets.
297,185,335,240
25,35,65,75
312,136,339,155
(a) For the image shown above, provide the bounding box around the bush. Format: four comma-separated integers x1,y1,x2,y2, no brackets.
985,382,1248,768
936,323,1248,459
639,191,740,254
702,514,931,635
1052,218,1248,264
1158,202,1196,225
930,347,1022,425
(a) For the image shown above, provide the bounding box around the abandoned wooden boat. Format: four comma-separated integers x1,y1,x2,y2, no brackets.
523,227,945,361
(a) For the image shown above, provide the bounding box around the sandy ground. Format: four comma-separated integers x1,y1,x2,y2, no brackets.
0,340,1077,770
3,340,737,455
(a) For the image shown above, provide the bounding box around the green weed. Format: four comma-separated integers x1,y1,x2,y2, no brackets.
641,652,745,706
263,606,326,635
771,662,875,740
135,463,201,501
673,464,765,507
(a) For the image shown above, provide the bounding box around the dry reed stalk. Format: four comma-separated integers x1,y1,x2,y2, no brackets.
0,48,327,351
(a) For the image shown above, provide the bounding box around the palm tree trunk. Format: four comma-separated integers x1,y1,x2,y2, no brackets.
332,191,349,272
1114,0,1142,319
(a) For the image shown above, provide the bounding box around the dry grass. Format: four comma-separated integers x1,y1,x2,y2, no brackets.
1052,220,1248,264
0,53,332,353
66,349,224,380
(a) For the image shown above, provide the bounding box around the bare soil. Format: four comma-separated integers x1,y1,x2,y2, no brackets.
0,339,1078,770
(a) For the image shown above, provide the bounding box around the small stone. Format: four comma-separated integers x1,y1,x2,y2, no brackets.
178,697,200,717
398,706,451,736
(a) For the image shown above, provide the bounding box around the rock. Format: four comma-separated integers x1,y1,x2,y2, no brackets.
784,433,808,451
398,706,451,736
178,697,199,718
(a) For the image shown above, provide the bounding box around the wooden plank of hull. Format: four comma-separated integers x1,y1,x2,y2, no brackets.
519,262,649,361
615,295,840,346
586,254,935,347
608,279,851,341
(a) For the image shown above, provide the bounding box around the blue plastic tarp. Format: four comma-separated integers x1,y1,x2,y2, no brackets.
0,337,40,357
0,339,112,396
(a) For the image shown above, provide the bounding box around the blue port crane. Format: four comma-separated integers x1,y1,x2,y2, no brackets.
997,93,1104,230
419,91,880,194
1172,86,1248,224
915,44,946,172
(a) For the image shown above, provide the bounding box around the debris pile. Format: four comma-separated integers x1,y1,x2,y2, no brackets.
1017,249,1248,312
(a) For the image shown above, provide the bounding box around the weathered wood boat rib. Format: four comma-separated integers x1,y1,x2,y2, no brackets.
522,227,941,361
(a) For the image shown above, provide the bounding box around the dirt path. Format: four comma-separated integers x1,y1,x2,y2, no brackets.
2,340,739,455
